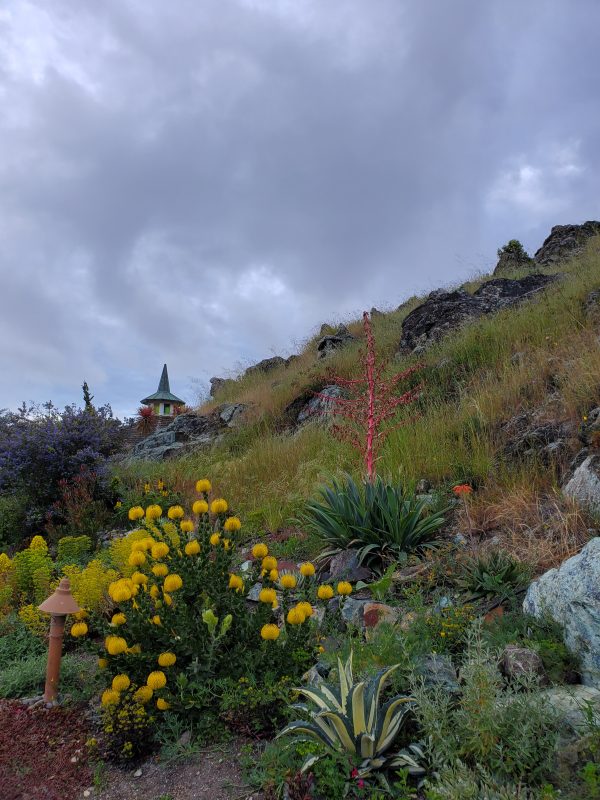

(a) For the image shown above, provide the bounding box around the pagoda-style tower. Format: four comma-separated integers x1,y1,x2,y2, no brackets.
141,364,185,417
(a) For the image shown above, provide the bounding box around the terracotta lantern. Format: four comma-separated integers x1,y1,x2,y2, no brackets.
38,578,81,703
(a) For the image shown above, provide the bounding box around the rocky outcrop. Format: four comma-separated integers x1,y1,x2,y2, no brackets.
563,455,600,515
501,645,548,684
317,324,356,358
494,242,535,276
209,377,234,398
502,410,573,464
534,221,600,266
244,355,297,378
282,385,347,428
523,538,600,688
400,273,559,353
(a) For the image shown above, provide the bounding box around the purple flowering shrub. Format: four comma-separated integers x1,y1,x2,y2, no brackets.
0,402,124,541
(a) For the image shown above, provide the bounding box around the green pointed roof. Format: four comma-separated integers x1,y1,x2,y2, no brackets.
141,364,185,405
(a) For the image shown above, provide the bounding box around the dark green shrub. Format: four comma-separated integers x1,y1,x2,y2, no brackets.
0,494,27,549
456,550,531,602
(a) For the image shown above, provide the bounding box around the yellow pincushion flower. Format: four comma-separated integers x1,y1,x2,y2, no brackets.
149,585,160,599
252,543,268,559
128,644,142,654
167,505,184,520
151,615,161,626
337,581,352,596
262,556,278,571
286,607,306,625
296,601,314,618
134,685,153,704
158,652,177,667
128,550,146,567
280,574,297,590
223,538,232,551
112,674,131,692
152,564,169,578
98,658,108,669
209,533,221,546
259,587,277,606
111,612,126,626
195,479,212,493
269,569,279,582
101,689,120,706
192,500,209,514
71,622,88,638
105,636,128,656
163,574,183,592
156,698,170,711
228,574,244,592
128,506,144,521
180,520,194,533
317,585,334,600
260,624,280,641
147,670,167,690
223,516,241,533
108,581,132,603
185,539,201,556
163,592,173,606
151,542,169,560
300,562,316,577
131,571,148,586
210,498,228,514
145,504,163,520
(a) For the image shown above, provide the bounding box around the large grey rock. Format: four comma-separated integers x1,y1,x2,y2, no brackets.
244,356,287,378
543,685,600,735
209,376,234,397
501,645,548,685
563,455,600,514
218,403,247,427
399,274,558,353
286,385,348,427
416,654,459,693
494,242,534,276
523,538,600,688
327,549,372,583
534,221,600,266
502,410,573,464
317,324,356,358
128,412,225,461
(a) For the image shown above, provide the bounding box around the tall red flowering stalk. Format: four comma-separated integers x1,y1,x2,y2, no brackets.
317,311,422,481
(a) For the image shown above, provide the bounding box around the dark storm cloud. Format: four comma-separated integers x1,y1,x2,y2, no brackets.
1,0,599,416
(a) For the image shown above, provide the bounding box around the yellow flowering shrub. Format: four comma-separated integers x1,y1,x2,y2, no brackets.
109,530,148,577
63,559,118,616
18,603,48,637
12,539,53,597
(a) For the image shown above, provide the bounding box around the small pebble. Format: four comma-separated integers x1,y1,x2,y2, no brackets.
134,768,142,777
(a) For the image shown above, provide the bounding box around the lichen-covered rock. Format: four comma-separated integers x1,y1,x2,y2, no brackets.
209,376,234,397
523,538,600,688
127,412,225,461
399,274,558,353
283,385,348,428
534,221,600,266
244,356,288,378
563,454,600,514
501,645,548,684
502,410,573,464
317,324,356,358
415,654,459,693
218,403,247,427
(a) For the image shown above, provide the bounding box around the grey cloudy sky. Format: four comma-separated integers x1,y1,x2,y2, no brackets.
1,0,599,418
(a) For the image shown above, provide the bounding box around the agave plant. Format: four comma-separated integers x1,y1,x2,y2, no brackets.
295,474,447,568
277,651,425,780
456,550,531,602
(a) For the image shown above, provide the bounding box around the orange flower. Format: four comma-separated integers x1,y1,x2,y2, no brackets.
452,484,473,496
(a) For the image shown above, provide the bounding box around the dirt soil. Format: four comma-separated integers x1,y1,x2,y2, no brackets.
91,740,263,800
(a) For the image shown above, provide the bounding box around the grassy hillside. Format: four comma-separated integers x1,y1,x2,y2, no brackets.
117,236,600,570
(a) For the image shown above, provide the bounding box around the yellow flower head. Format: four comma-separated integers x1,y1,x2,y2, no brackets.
296,601,314,618
158,652,177,667
147,670,167,690
128,644,142,654
157,479,165,490
286,607,306,625
149,585,160,599
229,574,244,592
151,542,170,560
144,482,151,493
167,505,184,520
71,622,88,638
98,658,108,669
184,539,201,556
180,520,194,533
131,539,150,552
260,623,280,641
156,698,170,711
269,569,279,582
192,500,209,515
101,689,120,706
280,574,297,590
223,538,232,551
128,550,146,567
209,533,221,546
300,562,316,577
134,685,153,704
224,516,242,533
145,504,163,521
163,592,173,606
131,571,148,586
152,564,169,578
112,674,131,692
195,479,212,493
317,585,334,600
108,581,132,603
128,506,145,521
111,612,126,626
210,498,228,515
151,615,161,626
259,587,277,605
105,636,128,656
252,543,268,560
337,581,352,596
262,556,278,571
163,574,183,593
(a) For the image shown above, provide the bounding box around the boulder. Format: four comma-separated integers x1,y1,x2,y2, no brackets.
244,356,288,378
502,410,573,464
317,324,356,358
218,403,247,427
523,538,600,688
363,602,400,632
286,385,347,427
543,685,600,735
415,654,459,693
534,221,600,266
493,242,535,276
563,455,600,514
501,645,548,685
209,376,234,397
399,274,558,353
578,407,600,448
327,549,372,583
127,412,225,461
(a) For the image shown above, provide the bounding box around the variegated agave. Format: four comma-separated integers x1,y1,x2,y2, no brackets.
277,652,425,779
